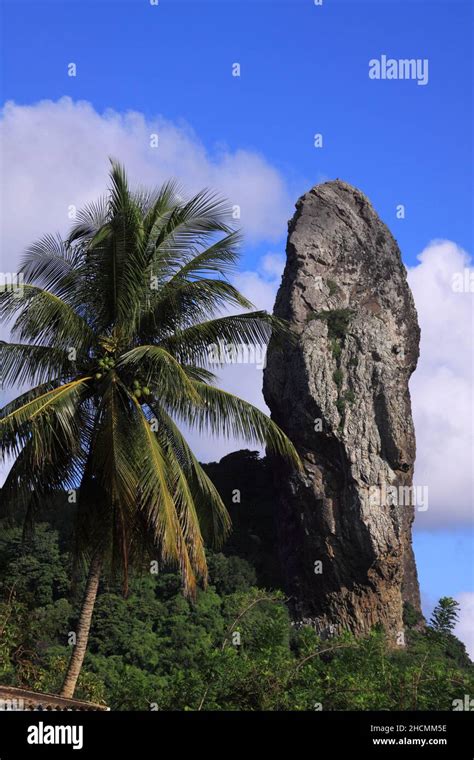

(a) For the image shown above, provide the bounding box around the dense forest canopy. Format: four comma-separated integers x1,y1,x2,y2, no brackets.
1,451,472,711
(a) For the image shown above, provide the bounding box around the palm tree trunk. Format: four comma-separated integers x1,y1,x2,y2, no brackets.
60,551,102,699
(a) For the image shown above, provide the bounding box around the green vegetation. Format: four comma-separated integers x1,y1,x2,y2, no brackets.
330,338,342,359
310,308,354,341
430,597,460,635
308,308,356,427
0,523,472,711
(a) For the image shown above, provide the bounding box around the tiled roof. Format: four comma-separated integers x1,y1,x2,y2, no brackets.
0,685,109,711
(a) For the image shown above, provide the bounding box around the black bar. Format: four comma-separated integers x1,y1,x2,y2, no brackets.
0,710,472,757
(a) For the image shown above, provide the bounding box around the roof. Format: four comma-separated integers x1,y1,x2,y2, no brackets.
0,685,109,711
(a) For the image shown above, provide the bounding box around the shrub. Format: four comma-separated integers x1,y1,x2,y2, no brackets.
311,308,354,341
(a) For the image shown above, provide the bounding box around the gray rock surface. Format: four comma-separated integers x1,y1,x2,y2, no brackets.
263,180,422,640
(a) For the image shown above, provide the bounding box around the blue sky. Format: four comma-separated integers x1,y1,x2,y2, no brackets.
2,0,473,263
1,0,473,642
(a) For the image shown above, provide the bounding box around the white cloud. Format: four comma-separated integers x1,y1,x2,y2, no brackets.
260,252,286,279
0,97,293,277
408,241,473,530
455,592,474,659
233,253,285,313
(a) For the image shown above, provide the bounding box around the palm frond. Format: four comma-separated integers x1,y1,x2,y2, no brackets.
117,345,201,404
0,341,75,388
163,230,243,283
67,195,109,243
160,311,291,367
171,381,302,468
0,284,96,353
138,279,254,341
1,433,84,517
148,402,231,547
19,233,81,302
0,377,92,464
126,388,199,595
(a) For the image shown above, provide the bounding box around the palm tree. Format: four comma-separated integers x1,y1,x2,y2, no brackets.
0,161,300,699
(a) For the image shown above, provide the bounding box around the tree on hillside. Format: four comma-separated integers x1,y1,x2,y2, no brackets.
0,161,300,699
430,597,460,635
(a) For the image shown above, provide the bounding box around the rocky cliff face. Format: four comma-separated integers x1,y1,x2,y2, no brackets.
263,180,422,641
